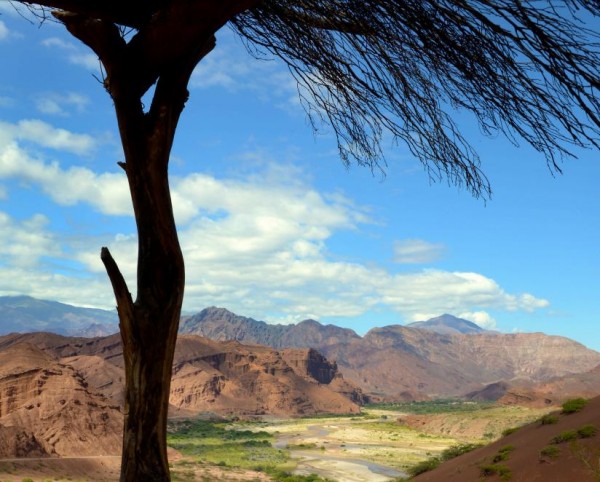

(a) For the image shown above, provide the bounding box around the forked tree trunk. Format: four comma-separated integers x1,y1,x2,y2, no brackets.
97,47,214,481
53,3,259,480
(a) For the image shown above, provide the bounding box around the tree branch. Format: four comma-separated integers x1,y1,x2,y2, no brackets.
100,246,135,342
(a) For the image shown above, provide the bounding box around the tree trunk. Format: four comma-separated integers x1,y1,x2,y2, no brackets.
92,32,216,482
98,47,213,480
53,4,259,480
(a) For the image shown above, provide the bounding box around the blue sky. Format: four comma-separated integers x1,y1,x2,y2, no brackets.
1,5,599,349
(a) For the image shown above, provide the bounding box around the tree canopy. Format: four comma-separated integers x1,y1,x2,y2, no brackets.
17,0,600,197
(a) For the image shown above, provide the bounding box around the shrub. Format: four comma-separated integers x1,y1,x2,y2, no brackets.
552,430,578,444
493,445,515,463
552,425,598,443
480,463,512,480
441,443,483,461
408,457,441,476
577,424,598,439
539,414,559,425
562,398,588,414
540,445,560,460
502,426,520,436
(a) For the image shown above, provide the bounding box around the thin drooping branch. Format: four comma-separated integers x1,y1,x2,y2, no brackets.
233,0,600,197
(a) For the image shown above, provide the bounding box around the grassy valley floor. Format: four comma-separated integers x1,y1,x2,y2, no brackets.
0,401,555,482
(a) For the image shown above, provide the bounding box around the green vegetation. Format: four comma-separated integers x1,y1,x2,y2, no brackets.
540,445,560,460
441,442,484,460
561,398,588,414
368,399,495,414
406,442,483,476
551,430,579,444
167,418,333,482
501,426,521,436
551,425,598,444
480,463,512,480
407,457,441,477
539,414,559,425
577,424,599,439
492,445,515,463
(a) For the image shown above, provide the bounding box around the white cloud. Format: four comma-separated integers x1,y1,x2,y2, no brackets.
458,311,497,329
394,238,445,264
0,212,60,268
0,119,551,321
35,92,89,115
41,37,99,71
0,20,8,41
0,119,96,155
0,123,129,214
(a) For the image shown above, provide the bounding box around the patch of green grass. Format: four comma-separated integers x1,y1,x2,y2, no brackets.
539,414,560,425
577,424,598,439
562,398,588,414
286,443,318,450
551,425,598,444
540,445,560,460
368,399,495,414
264,468,332,482
440,443,484,461
551,430,578,444
480,463,512,480
407,457,441,476
501,426,521,436
167,418,287,472
492,445,515,463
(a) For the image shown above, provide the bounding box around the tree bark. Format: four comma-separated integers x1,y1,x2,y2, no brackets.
97,38,215,481
50,3,260,480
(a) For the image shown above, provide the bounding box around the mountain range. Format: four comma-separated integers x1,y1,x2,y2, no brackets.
2,297,600,403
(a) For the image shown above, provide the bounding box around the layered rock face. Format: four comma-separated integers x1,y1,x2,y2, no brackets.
0,342,122,457
0,333,362,430
169,336,362,416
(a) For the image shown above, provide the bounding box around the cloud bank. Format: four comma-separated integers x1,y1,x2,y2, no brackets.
0,117,550,325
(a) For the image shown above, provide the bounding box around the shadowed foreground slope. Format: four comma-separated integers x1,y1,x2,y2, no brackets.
413,395,600,482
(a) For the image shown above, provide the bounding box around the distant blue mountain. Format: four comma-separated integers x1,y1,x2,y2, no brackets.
406,314,489,335
0,295,118,336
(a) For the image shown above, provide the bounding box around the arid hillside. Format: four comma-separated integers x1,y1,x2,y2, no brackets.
0,332,363,457
413,395,600,482
0,342,122,457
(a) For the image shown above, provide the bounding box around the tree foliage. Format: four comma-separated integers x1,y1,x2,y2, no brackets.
233,0,600,196
14,0,600,196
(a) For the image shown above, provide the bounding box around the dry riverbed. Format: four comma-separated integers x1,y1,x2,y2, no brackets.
0,403,553,481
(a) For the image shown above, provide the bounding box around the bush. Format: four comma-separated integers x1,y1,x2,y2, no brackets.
480,463,512,480
493,445,515,463
408,457,441,476
540,445,560,460
441,443,483,461
562,398,588,414
502,426,520,436
577,424,598,438
539,414,559,425
552,430,578,444
552,425,598,443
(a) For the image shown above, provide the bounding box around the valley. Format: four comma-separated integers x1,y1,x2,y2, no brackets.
2,297,600,481
0,402,554,481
